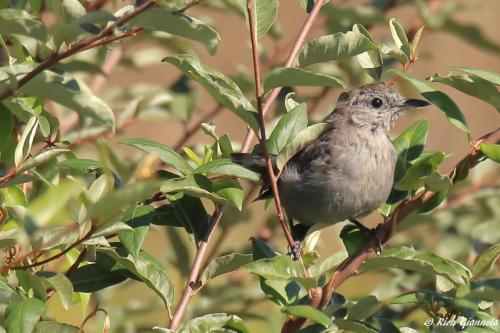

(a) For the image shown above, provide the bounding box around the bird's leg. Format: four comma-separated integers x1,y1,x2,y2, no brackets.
349,219,383,255
286,220,310,260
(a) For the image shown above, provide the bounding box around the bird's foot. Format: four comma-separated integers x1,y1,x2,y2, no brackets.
287,241,302,261
349,219,383,255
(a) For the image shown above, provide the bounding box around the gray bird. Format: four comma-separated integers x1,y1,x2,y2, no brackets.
232,83,429,254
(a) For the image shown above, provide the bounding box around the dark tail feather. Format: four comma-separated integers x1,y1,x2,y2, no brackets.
230,153,277,200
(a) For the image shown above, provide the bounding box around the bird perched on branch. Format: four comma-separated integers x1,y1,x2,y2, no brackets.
232,83,429,256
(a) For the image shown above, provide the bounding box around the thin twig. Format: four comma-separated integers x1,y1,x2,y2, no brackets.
169,207,223,330
240,0,326,152
281,128,500,333
178,0,205,13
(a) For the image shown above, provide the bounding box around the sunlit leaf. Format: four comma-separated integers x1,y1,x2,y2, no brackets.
17,148,68,173
353,24,383,80
447,66,500,86
0,8,47,41
193,158,260,181
242,0,279,37
283,305,331,328
5,298,45,333
118,205,153,256
200,253,253,287
263,67,344,92
472,243,500,280
479,143,500,163
268,102,308,155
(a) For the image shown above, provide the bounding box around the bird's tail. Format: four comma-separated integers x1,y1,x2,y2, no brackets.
230,153,277,200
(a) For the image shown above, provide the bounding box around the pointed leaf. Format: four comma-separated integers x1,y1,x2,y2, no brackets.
264,67,344,92
447,66,500,86
283,305,331,328
193,158,260,181
472,243,500,280
200,253,253,287
479,143,500,163
18,148,69,173
5,298,45,333
118,205,154,256
268,103,308,155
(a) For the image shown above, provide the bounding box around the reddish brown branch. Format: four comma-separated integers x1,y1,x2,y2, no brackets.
281,128,500,332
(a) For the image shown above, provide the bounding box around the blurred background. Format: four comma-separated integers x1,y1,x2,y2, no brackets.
38,0,499,331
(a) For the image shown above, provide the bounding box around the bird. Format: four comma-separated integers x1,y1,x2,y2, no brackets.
231,83,430,257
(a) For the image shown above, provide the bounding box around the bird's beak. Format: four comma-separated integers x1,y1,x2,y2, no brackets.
402,98,430,109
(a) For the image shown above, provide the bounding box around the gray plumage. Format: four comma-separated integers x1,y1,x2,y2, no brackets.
232,83,429,240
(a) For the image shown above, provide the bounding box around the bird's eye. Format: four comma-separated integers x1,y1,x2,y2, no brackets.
371,98,383,108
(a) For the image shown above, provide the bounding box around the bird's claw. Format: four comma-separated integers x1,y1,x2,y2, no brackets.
287,241,302,261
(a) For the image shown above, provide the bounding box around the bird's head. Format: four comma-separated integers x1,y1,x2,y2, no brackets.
330,83,430,132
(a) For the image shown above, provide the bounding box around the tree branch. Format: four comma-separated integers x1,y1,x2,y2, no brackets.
281,127,500,332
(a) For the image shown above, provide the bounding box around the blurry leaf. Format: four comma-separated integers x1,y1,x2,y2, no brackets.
17,148,68,173
38,272,73,310
447,66,500,85
429,74,500,112
323,4,386,33
118,205,153,256
130,8,220,54
218,135,233,158
391,69,469,134
479,143,500,163
200,253,253,287
25,180,84,231
194,158,260,181
353,24,383,80
61,0,86,21
297,30,379,67
411,26,425,61
5,298,45,333
389,18,411,60
166,227,191,276
58,158,102,173
163,54,259,132
174,313,249,333
14,116,38,167
86,181,162,227
34,321,79,333
242,0,279,37
52,11,115,47
99,248,174,307
0,65,115,129
444,20,500,55
283,305,331,328
121,138,192,175
348,295,381,320
361,246,471,285
0,105,13,153
263,67,344,92
472,243,500,280
268,102,308,155
332,319,378,333
1,186,27,206
277,123,331,170
69,263,127,292
183,147,203,166
251,237,278,260
308,251,348,277
0,9,47,41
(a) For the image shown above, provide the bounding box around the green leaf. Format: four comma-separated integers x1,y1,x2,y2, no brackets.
0,9,47,41
57,158,102,173
389,18,411,60
283,305,331,328
332,319,379,333
242,0,279,37
348,295,381,320
130,8,220,54
118,205,154,256
25,180,85,231
429,74,500,112
297,30,379,68
5,298,45,333
161,174,230,206
360,246,471,285
472,243,500,280
34,321,79,333
267,103,308,155
353,24,383,80
175,313,249,333
447,66,500,86
163,195,208,242
17,148,68,173
193,158,260,181
69,263,127,292
52,11,115,47
395,152,451,191
14,116,38,167
38,272,73,310
308,251,347,277
1,185,27,206
277,123,331,170
121,138,192,175
479,143,500,163
393,119,429,166
99,248,174,307
0,105,14,153
212,178,244,211
61,0,86,21
162,54,259,132
86,181,162,227
200,253,253,287
0,65,115,129
263,67,344,92
390,69,470,134
340,225,372,257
